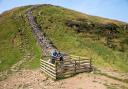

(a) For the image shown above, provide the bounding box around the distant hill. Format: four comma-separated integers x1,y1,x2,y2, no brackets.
0,4,128,72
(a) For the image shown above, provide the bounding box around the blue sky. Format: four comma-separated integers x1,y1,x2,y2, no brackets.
0,0,128,22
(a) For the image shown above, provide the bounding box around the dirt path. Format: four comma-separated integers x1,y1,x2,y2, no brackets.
0,69,127,89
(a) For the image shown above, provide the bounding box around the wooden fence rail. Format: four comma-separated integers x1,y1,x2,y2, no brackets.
40,59,56,79
40,55,92,79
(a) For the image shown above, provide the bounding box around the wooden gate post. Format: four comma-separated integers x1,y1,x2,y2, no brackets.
74,60,76,74
90,57,92,70
79,57,80,68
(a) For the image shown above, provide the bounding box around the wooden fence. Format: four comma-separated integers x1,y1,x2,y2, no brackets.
40,55,92,79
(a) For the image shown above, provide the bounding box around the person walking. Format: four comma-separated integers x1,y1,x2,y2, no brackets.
50,49,58,64
58,51,64,64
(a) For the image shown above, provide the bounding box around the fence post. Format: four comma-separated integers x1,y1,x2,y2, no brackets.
74,60,76,74
55,62,57,79
40,59,42,71
90,58,92,70
79,57,80,68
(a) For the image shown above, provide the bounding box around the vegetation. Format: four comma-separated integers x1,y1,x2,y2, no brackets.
32,5,128,72
0,4,128,72
0,6,41,71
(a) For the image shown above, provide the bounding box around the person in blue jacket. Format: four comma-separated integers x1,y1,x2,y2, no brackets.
51,49,58,64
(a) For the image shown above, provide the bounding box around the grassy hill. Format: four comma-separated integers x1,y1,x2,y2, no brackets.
0,6,41,72
0,4,128,72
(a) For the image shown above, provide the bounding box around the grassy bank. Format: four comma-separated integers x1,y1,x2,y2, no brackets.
0,6,41,71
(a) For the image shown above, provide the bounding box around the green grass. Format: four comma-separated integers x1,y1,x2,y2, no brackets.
0,8,25,71
0,6,41,71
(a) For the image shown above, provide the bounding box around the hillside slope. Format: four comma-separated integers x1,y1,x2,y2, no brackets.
0,4,128,73
0,6,41,72
32,4,128,72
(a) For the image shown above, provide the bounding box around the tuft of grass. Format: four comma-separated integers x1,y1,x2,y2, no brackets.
96,72,128,83
107,85,118,89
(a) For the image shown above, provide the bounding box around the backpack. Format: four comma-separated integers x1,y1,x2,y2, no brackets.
53,51,57,57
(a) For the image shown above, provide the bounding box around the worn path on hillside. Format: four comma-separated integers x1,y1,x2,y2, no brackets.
26,5,58,56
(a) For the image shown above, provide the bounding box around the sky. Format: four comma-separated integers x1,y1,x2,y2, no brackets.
0,0,128,22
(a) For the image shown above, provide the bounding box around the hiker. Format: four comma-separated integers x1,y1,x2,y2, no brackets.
50,49,58,64
58,51,64,64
